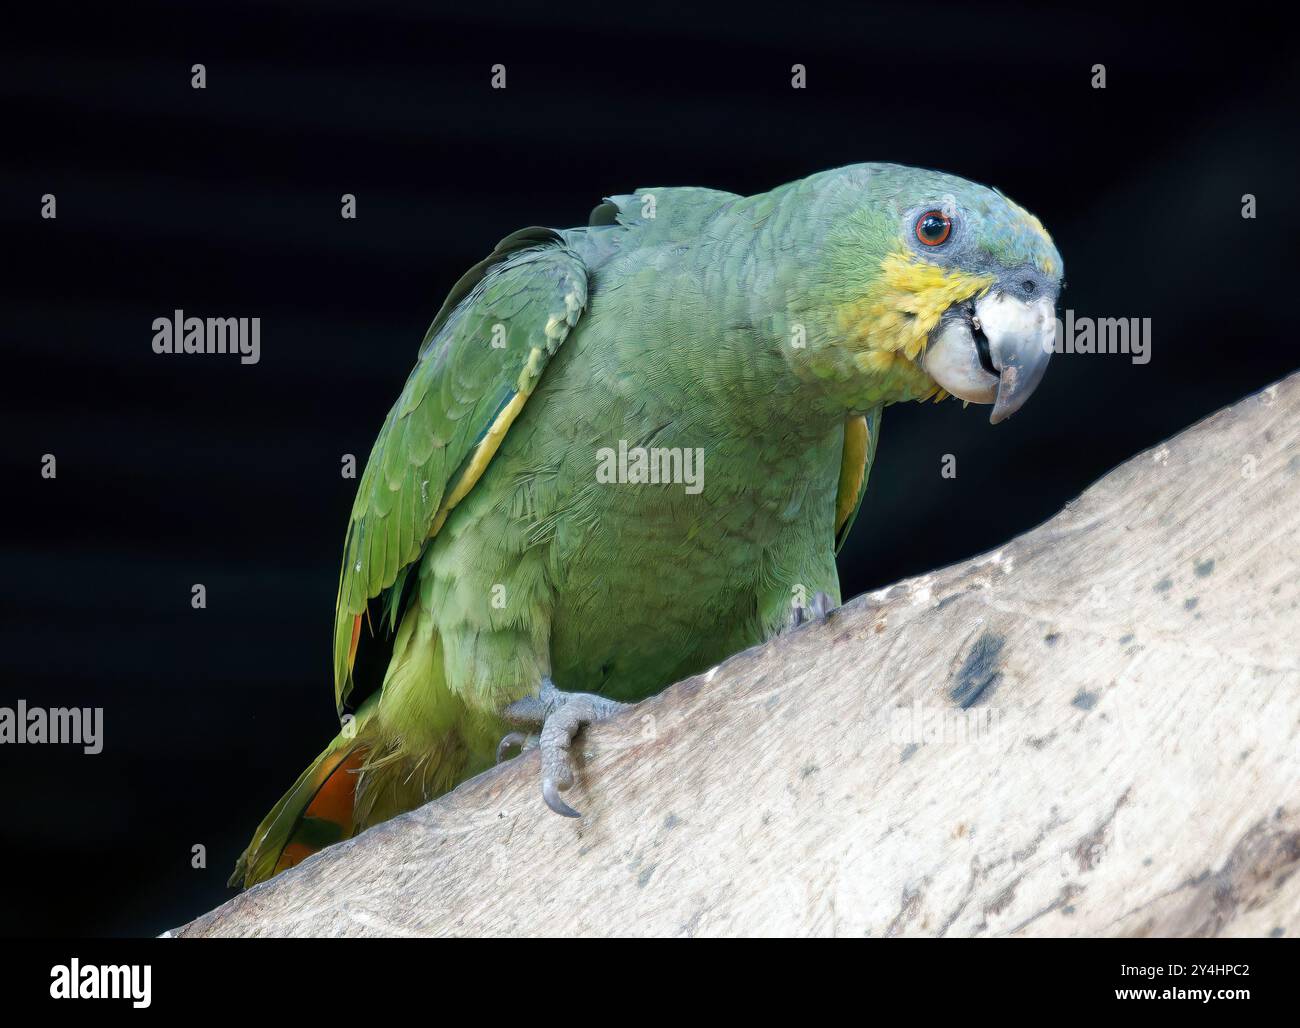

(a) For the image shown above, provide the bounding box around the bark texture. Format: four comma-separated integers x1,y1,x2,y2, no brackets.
178,373,1300,938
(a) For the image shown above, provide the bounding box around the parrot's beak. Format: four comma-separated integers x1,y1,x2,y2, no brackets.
922,291,1055,423
979,292,1056,424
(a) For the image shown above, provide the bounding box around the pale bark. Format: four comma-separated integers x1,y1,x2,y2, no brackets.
177,372,1300,938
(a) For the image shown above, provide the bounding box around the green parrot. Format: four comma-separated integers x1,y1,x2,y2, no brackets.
231,162,1062,888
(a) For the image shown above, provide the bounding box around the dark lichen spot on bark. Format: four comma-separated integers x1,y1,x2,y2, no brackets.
1194,558,1216,578
1044,632,1061,646
1118,633,1134,645
637,864,657,888
900,743,919,762
663,813,681,830
936,593,961,611
1072,690,1099,711
951,632,1005,708
1154,577,1173,593
1184,597,1199,611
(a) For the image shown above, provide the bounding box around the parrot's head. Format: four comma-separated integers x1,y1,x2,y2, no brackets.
801,163,1063,423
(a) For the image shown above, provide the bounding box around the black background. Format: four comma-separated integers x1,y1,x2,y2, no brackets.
2,1,1296,937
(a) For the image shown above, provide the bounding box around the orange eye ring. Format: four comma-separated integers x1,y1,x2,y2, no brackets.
915,210,952,246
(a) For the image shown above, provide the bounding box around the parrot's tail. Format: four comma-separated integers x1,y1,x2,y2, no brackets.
228,696,379,890
230,596,501,890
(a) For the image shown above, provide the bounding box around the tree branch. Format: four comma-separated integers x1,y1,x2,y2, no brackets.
177,372,1300,938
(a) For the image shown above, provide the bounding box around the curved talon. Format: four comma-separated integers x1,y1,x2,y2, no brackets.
506,683,629,819
543,776,582,818
811,591,833,621
496,732,528,764
788,602,807,631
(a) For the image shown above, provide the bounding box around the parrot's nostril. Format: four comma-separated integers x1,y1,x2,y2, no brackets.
1019,278,1037,296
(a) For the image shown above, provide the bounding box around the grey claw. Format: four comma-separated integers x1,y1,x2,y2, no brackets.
543,777,582,818
788,602,807,631
496,732,527,764
811,591,834,621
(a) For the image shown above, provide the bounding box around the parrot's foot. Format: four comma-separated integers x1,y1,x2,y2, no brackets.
494,731,537,764
503,677,630,818
788,590,835,630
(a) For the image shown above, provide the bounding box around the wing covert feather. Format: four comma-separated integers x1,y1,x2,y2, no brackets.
834,405,883,553
332,230,588,709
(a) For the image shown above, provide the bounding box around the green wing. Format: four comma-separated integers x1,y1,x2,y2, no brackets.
333,227,588,711
833,405,883,553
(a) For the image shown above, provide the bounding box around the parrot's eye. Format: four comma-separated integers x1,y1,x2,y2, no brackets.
915,210,952,246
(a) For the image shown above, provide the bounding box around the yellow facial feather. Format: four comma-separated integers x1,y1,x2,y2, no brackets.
840,251,995,360
1001,198,1060,277
1003,198,1054,244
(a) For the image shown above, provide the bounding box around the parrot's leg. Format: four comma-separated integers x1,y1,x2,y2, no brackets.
501,677,630,818
788,590,835,630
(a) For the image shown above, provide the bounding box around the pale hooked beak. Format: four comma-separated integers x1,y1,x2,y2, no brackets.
922,291,1056,423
